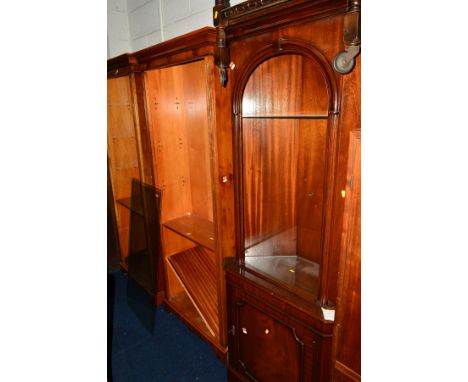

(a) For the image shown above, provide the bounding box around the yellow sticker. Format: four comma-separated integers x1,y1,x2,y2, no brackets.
214,10,218,19
341,190,346,198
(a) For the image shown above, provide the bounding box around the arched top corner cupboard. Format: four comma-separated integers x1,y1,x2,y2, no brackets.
218,1,361,381
232,47,340,305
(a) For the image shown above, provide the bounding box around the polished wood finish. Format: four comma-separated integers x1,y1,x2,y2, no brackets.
242,116,329,263
143,52,228,353
134,27,217,68
163,215,215,251
242,54,328,116
215,1,360,381
107,9,361,376
228,29,344,308
107,54,142,79
107,76,141,265
232,292,305,382
132,72,155,185
107,28,232,354
167,246,219,336
326,56,361,307
220,0,347,41
221,0,291,20
331,129,360,381
244,255,320,301
240,54,330,266
145,60,213,225
107,27,217,78
117,196,143,215
225,258,333,382
145,60,215,307
206,52,235,348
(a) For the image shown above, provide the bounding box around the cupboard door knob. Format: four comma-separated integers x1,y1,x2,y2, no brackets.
242,327,248,334
220,174,233,184
264,329,270,335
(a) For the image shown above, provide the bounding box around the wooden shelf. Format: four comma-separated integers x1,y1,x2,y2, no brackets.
242,114,328,119
167,246,219,336
116,196,144,216
163,215,215,251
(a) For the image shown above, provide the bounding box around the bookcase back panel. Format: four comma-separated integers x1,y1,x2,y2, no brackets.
146,60,213,225
242,54,328,117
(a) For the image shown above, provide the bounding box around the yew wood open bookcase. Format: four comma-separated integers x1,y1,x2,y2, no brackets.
107,27,230,357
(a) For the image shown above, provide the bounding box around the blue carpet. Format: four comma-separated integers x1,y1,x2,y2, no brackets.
109,272,227,382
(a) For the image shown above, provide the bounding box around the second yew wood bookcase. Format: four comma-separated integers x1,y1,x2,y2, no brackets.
107,56,149,270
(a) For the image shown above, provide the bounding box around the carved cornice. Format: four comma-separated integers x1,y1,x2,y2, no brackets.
107,27,217,76
134,27,217,65
107,53,142,78
221,0,291,19
222,0,348,41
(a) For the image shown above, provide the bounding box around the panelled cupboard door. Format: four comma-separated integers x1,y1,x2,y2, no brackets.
332,130,361,382
228,285,322,382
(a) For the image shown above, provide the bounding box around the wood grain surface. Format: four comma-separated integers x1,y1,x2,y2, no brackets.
107,76,141,262
168,246,219,336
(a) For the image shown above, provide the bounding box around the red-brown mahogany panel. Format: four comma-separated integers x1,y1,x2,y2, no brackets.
236,299,304,382
242,54,328,116
332,129,361,381
326,56,361,306
241,54,329,263
242,117,299,254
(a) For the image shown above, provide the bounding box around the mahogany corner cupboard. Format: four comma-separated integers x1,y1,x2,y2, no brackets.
212,1,361,381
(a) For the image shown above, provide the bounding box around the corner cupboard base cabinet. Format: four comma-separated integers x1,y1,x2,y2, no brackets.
225,259,334,382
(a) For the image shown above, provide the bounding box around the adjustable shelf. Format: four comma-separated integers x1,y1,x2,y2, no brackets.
242,114,328,119
166,246,219,337
162,215,215,251
116,196,144,216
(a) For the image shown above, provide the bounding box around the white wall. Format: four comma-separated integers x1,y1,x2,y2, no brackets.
108,0,245,58
107,0,132,58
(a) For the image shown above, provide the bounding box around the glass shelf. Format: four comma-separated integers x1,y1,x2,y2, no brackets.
244,255,320,301
116,196,143,216
162,214,215,251
242,114,328,119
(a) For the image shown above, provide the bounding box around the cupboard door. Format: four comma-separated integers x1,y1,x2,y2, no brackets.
228,287,316,382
